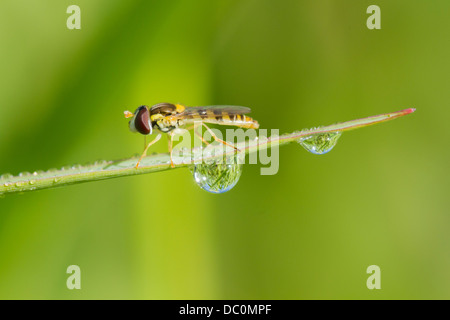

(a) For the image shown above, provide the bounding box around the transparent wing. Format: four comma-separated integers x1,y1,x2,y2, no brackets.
174,105,252,118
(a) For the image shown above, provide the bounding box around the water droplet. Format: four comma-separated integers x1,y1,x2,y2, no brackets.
94,160,108,166
0,173,13,181
53,178,60,183
190,156,243,194
18,171,31,178
29,180,35,185
298,131,342,155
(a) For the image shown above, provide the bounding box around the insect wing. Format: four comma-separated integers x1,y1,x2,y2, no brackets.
173,105,251,119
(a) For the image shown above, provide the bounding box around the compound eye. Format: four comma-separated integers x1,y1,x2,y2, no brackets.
134,106,152,135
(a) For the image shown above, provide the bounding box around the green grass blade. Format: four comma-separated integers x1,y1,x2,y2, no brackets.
0,108,415,195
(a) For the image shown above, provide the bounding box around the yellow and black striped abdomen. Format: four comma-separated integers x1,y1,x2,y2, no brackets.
183,108,259,129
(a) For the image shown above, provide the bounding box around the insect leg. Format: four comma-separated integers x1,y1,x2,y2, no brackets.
195,130,210,145
202,122,239,151
135,133,162,169
168,132,175,168
184,124,210,145
194,122,211,146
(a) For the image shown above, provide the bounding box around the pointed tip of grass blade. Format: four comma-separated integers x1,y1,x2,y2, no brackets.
299,107,416,136
383,108,415,117
386,108,415,120
399,108,416,115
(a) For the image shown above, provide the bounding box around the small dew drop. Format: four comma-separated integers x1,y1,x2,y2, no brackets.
190,156,243,194
0,173,14,181
298,131,342,155
94,160,108,166
18,172,31,178
29,180,36,185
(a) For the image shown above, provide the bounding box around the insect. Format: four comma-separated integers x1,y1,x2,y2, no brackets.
124,103,259,168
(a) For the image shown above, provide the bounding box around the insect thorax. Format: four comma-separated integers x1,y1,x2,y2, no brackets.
154,120,178,133
149,103,180,133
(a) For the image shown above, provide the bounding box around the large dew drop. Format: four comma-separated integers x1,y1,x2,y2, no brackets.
190,157,243,194
298,131,342,155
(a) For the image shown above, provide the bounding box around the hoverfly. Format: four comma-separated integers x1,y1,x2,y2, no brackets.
124,103,259,168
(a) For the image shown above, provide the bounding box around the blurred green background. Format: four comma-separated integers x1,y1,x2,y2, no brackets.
0,0,448,299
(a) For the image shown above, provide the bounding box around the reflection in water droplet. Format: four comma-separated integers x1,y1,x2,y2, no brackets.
298,131,342,155
190,156,243,194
